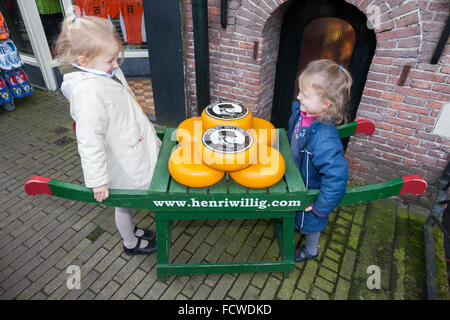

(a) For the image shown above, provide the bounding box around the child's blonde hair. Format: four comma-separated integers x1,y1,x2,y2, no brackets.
298,59,352,125
55,15,124,66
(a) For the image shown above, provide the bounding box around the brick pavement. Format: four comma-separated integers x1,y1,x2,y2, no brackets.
0,90,448,300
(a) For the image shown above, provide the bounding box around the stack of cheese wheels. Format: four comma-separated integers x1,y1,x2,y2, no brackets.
169,102,285,188
201,102,253,130
201,125,257,171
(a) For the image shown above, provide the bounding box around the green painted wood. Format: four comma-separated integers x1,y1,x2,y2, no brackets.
168,177,188,194
278,129,305,192
46,176,408,212
337,121,357,139
156,129,165,140
269,176,288,193
248,187,268,194
228,176,247,194
208,175,228,194
274,219,283,254
156,261,294,277
156,219,170,266
337,178,404,206
149,128,176,193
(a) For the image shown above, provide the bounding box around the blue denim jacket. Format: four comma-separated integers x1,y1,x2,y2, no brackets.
288,101,348,233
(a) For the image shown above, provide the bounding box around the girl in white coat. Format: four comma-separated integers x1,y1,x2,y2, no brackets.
55,15,161,255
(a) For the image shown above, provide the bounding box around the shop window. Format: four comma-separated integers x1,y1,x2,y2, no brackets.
0,0,34,56
73,0,147,50
36,0,64,58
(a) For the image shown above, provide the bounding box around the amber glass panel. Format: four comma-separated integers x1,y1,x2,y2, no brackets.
298,17,355,75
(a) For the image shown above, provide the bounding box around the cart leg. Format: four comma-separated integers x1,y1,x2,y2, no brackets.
156,218,170,281
282,215,295,278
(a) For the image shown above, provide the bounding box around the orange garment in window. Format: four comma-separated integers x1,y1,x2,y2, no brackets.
106,0,120,19
120,0,145,44
75,0,119,19
75,0,108,18
0,12,9,40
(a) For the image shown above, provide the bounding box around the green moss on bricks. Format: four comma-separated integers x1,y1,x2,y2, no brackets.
390,205,408,299
405,215,426,300
433,225,449,300
348,200,396,299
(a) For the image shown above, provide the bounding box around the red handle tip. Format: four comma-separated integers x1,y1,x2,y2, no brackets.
355,119,375,135
25,176,52,196
400,175,427,195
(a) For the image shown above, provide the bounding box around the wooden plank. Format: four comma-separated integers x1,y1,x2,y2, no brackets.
228,176,248,195
278,129,305,192
208,175,228,194
168,177,188,194
268,176,288,194
149,128,176,193
248,187,268,195
156,261,294,277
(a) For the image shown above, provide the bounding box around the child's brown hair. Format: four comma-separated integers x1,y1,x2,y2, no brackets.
298,59,353,125
55,15,124,66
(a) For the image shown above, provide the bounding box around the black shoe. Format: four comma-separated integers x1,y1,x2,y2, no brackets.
134,226,156,241
294,246,318,263
123,237,156,255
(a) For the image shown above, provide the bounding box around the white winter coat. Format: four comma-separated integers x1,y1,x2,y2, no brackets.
61,67,161,190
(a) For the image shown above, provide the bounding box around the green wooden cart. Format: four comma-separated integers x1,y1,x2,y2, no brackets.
25,119,427,280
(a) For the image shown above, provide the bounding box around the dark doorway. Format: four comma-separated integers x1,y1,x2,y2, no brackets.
271,0,376,134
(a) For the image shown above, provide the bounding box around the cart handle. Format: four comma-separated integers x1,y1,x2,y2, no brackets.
25,175,427,211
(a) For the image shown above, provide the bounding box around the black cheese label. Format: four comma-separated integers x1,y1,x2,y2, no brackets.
202,126,253,154
205,102,249,120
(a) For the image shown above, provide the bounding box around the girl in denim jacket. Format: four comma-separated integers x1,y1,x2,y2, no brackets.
287,59,352,262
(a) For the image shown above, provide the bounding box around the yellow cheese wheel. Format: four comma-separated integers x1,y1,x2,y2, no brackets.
201,102,253,130
229,146,285,188
248,117,277,147
176,117,203,144
201,126,257,171
168,143,225,188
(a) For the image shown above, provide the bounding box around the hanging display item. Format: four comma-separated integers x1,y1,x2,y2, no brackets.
168,102,286,188
0,11,33,111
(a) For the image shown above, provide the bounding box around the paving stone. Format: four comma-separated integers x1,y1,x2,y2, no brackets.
296,260,319,293
334,278,351,300
310,286,330,300
340,249,357,281
111,269,147,300
191,283,211,300
134,270,159,298
95,281,121,300
228,273,252,299
143,281,168,300
314,276,335,294
259,276,281,300
90,258,127,293
208,274,235,300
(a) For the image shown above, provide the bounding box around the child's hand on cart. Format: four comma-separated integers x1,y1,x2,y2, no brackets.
93,184,109,202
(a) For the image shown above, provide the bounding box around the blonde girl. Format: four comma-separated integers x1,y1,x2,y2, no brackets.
287,59,352,262
55,14,161,255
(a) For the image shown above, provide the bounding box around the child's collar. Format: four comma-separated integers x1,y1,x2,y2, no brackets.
71,63,117,78
300,111,316,127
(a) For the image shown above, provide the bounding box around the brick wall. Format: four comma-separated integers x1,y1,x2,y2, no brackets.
182,0,450,208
